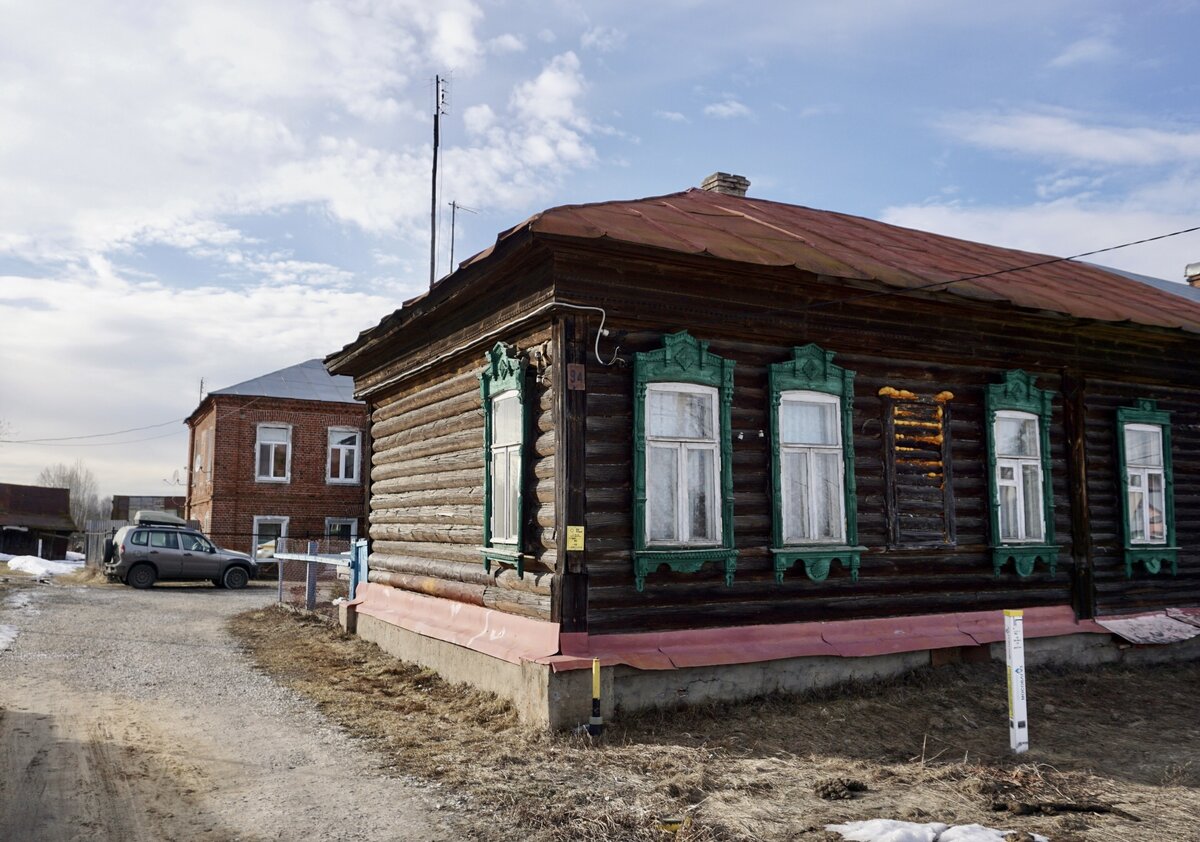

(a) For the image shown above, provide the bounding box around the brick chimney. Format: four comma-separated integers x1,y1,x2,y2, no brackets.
700,172,750,197
1187,262,1200,288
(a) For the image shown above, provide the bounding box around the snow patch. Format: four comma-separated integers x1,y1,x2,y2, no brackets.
66,551,85,561
0,624,16,652
825,820,1048,842
4,591,34,611
6,555,83,577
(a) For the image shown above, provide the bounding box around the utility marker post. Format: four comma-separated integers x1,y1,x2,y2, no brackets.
1004,609,1029,754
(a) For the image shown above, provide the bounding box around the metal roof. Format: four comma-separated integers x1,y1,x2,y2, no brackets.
211,359,360,403
1092,263,1200,304
462,188,1200,333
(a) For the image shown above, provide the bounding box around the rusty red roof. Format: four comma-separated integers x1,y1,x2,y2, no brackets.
464,187,1200,333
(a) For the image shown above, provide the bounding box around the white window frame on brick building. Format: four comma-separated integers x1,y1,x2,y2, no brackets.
251,515,289,559
325,517,358,544
255,423,292,483
326,427,362,484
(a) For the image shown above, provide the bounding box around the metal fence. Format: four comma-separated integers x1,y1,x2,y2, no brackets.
273,538,367,621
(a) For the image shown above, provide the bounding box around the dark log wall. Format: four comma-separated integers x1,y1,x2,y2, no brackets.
365,324,557,621
560,248,1199,634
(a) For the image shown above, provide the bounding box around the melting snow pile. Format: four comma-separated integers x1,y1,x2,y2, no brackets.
826,820,1048,842
6,555,83,577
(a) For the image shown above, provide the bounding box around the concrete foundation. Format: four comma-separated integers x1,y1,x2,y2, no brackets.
339,602,1200,730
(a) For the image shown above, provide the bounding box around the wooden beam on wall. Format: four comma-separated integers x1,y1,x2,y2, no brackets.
552,313,589,632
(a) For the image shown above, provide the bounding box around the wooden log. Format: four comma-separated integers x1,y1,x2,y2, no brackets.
372,389,480,439
371,523,483,544
369,553,554,592
371,467,481,495
372,368,481,423
367,569,486,605
370,540,479,564
482,587,552,620
373,410,481,453
372,449,482,480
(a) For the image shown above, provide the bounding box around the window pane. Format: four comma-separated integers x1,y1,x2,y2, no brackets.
258,443,271,477
648,446,678,542
999,483,1019,541
492,395,521,445
272,445,287,477
1022,464,1044,541
781,400,838,445
687,448,716,542
507,448,521,539
783,450,811,543
491,451,508,540
648,389,714,439
1125,427,1162,467
1128,486,1146,543
342,450,355,479
1147,472,1166,541
336,433,358,447
996,416,1038,457
329,449,339,478
260,426,287,443
814,451,844,542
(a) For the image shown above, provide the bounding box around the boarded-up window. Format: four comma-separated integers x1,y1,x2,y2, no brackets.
880,389,955,547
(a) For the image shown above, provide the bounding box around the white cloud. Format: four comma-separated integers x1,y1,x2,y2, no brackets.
1049,34,1120,68
939,110,1200,166
654,110,688,123
704,99,752,119
581,25,626,52
489,33,526,54
881,197,1200,282
0,263,401,496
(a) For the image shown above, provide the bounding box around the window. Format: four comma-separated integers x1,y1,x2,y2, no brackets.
251,516,288,559
769,345,861,584
1118,399,1178,578
130,531,148,546
479,342,528,576
325,517,357,544
994,411,1044,543
149,531,178,549
985,371,1056,577
180,533,213,552
633,331,737,591
255,424,291,482
327,428,361,484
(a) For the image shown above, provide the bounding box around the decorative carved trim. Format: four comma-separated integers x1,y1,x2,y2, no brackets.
480,343,528,576
985,370,1058,578
771,546,864,584
632,331,737,590
1117,398,1178,579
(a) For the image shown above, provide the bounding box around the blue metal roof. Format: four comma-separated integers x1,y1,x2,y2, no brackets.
211,359,360,404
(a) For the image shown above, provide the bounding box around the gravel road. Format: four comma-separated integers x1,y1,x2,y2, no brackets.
0,578,454,842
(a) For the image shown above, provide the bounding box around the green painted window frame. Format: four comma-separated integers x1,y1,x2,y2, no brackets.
985,370,1058,577
632,331,737,591
768,344,862,584
480,342,529,577
1117,399,1178,578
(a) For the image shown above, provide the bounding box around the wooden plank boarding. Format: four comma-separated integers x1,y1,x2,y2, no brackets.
553,313,589,631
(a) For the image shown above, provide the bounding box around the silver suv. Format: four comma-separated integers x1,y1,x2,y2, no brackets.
104,511,258,590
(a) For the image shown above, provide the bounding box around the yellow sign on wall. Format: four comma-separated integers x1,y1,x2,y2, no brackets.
566,525,585,551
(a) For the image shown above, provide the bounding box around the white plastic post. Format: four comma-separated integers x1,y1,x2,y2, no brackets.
1004,609,1029,754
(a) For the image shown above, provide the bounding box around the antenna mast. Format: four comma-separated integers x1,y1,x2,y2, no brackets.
430,75,447,288
448,200,478,272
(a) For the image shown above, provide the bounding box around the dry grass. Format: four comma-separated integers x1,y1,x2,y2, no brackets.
229,606,1200,842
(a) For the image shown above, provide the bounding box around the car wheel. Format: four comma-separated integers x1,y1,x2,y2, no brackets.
127,564,157,589
222,566,249,590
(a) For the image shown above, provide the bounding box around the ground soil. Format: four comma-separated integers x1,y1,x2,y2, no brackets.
0,572,453,842
229,605,1200,842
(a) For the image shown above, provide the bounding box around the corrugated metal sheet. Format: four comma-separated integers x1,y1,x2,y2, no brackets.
462,188,1200,333
211,358,360,403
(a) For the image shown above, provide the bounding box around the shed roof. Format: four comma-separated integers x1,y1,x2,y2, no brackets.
0,482,75,532
210,359,360,404
462,187,1200,333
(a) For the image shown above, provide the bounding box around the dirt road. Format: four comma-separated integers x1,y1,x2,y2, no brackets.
0,576,453,842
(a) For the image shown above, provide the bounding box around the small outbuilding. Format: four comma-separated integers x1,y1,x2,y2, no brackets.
0,482,75,559
328,174,1200,727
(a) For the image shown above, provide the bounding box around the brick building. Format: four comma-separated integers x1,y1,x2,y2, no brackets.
184,359,368,557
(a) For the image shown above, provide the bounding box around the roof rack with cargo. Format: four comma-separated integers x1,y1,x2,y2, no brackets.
132,510,188,528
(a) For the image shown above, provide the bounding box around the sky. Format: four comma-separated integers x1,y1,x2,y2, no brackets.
2,0,1199,498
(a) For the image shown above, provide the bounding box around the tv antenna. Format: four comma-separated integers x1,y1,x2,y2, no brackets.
430,75,448,288
447,201,478,273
